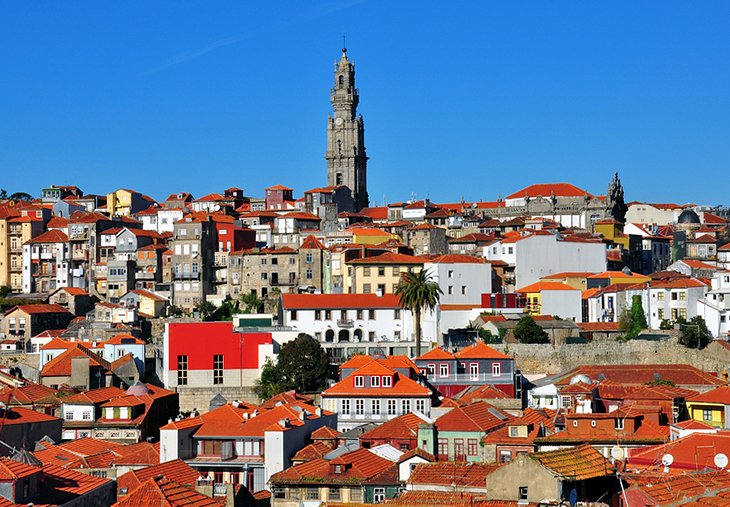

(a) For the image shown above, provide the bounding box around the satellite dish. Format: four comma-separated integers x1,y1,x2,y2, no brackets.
610,446,624,460
661,454,674,466
715,453,729,469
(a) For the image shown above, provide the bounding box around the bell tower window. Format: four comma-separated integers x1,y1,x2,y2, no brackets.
339,75,344,87
336,173,343,185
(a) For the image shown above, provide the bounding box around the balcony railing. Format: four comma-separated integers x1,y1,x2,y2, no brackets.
425,372,508,384
337,319,354,328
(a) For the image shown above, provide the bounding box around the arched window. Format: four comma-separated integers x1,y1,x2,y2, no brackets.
336,173,343,185
325,330,335,343
338,75,344,86
338,329,350,342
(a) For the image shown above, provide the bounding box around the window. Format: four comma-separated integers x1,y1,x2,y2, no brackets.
394,309,401,319
439,364,449,377
467,439,478,456
177,355,188,385
378,267,385,276
354,376,364,387
402,399,411,414
82,411,91,421
314,310,321,320
615,418,624,430
461,286,466,295
213,354,224,385
671,292,678,301
374,487,385,503
492,362,501,376
437,438,448,457
351,488,362,502
658,291,664,301
448,286,453,295
703,409,713,421
355,399,364,415
427,364,435,376
518,486,528,501
341,400,350,415
371,399,380,415
325,310,332,320
363,283,371,293
448,270,454,278
509,426,519,437
454,438,464,458
573,420,578,427
470,363,479,380
382,375,392,387
363,267,371,276
305,252,313,263
371,376,380,387
290,310,297,321
679,291,686,301
369,309,375,320
306,269,313,279
591,420,597,427
387,400,397,415
65,412,73,421
306,488,319,500
329,488,340,501
416,399,425,413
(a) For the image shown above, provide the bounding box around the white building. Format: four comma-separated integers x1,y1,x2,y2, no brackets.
484,231,606,290
627,278,708,328
625,202,685,226
21,230,71,294
698,271,730,339
279,293,434,362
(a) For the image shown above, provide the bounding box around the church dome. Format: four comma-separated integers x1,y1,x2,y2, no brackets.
677,209,700,225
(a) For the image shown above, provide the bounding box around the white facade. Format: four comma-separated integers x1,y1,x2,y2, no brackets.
698,272,730,339
540,289,583,322
626,282,707,329
157,209,185,233
626,203,683,226
424,259,492,307
21,240,71,294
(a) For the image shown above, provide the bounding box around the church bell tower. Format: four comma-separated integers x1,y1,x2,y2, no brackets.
325,47,369,210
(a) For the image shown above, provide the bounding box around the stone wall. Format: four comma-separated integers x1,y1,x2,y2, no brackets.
175,386,259,413
492,336,730,375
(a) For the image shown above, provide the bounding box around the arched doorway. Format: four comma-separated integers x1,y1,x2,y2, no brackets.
353,329,363,342
325,330,335,343
338,329,350,342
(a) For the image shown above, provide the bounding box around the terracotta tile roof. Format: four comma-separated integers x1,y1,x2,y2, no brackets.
60,437,124,456
266,184,292,191
0,406,59,425
506,183,591,200
623,470,730,505
0,383,59,405
291,442,332,462
552,364,724,388
454,384,511,403
42,343,112,377
270,447,394,485
516,281,579,293
397,447,436,464
129,288,167,302
435,401,509,432
482,408,555,446
408,461,500,488
117,458,200,494
455,342,511,360
299,234,326,249
324,362,430,398
311,425,341,439
47,216,71,228
103,333,145,345
577,321,620,332
27,229,69,244
689,386,730,404
628,431,730,470
416,346,454,360
114,476,224,507
530,443,613,480
671,419,715,430
0,458,40,479
33,462,113,504
361,412,429,441
384,490,482,507
5,303,70,316
348,252,425,265
282,293,401,310
426,254,486,264
112,442,160,466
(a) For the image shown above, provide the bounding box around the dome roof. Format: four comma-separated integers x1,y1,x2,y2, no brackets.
678,209,700,225
126,381,151,396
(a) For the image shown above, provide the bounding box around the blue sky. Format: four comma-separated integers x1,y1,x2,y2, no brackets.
1,1,728,205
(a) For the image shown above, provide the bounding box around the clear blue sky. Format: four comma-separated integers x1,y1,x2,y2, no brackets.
1,1,728,206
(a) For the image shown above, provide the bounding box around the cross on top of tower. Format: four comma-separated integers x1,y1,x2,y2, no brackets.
342,33,347,53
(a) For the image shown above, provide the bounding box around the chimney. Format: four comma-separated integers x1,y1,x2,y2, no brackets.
723,371,728,381
300,411,307,421
315,407,322,416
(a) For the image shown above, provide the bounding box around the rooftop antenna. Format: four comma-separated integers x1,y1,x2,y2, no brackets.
342,33,347,52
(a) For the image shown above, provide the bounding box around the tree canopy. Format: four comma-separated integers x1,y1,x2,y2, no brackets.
618,295,648,340
395,269,442,357
513,315,550,344
254,333,333,400
678,315,713,349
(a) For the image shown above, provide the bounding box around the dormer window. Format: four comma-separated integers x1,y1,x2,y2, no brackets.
334,464,343,474
382,375,392,388
509,426,519,437
371,376,380,387
354,375,364,388
615,418,624,430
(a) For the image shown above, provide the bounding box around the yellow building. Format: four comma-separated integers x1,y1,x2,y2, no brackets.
0,210,44,291
686,387,730,429
515,281,582,320
540,272,596,290
586,271,651,287
593,219,630,249
349,227,399,246
106,188,153,217
345,252,423,294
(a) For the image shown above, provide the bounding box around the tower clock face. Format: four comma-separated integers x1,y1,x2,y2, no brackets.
335,117,343,126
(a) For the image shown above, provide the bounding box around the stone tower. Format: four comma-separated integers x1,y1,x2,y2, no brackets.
325,48,369,210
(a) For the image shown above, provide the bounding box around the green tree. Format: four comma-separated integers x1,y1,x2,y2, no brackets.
630,295,648,331
218,296,239,321
0,286,11,298
0,189,7,200
678,315,713,349
478,328,502,344
513,315,550,344
240,292,263,313
255,334,333,400
395,269,443,358
659,319,673,330
8,192,32,201
195,300,217,320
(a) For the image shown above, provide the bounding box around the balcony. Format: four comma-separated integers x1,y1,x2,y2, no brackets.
174,272,200,280
72,250,89,261
337,319,354,328
426,372,508,385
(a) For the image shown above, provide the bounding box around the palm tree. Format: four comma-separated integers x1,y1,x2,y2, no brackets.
395,268,442,358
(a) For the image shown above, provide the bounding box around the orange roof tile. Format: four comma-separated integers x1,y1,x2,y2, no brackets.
427,254,486,264
435,401,509,432
323,362,430,398
361,412,429,441
5,303,70,316
416,346,454,361
115,476,224,507
117,459,200,494
270,447,394,485
516,281,580,293
408,461,500,488
530,443,613,480
689,386,730,404
348,252,425,265
454,342,511,360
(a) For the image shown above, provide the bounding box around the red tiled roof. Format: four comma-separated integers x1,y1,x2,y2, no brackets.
689,386,730,404
455,341,511,360
41,343,111,377
291,442,332,462
577,322,620,332
530,443,613,480
299,234,326,250
27,229,69,244
117,459,200,494
114,476,224,507
361,412,429,441
628,432,730,471
311,425,341,439
455,384,511,403
282,293,401,310
271,447,394,485
323,361,430,398
408,461,500,488
5,303,70,316
516,281,579,293
0,383,59,405
416,346,454,360
506,183,591,200
0,457,41,480
339,355,418,372
553,364,724,387
348,252,425,265
427,254,486,264
435,401,509,432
